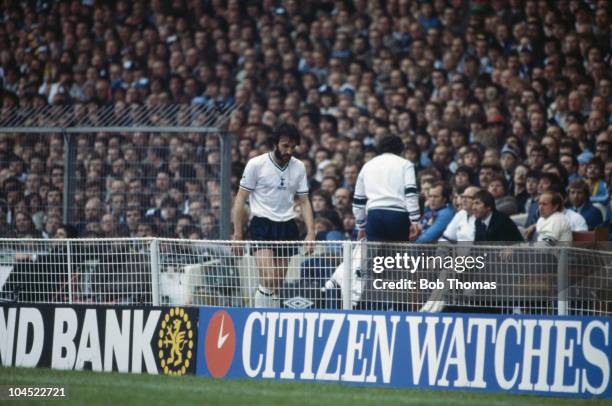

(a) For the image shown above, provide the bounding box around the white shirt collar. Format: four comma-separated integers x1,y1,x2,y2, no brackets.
482,212,493,227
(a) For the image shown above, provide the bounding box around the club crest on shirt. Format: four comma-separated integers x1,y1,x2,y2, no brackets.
278,176,287,190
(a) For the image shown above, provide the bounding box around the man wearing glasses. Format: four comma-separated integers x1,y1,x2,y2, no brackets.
440,186,481,242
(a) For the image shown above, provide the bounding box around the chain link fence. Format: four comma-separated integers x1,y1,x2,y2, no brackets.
0,238,610,316
0,104,236,240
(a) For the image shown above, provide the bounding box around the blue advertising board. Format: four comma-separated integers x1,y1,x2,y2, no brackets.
197,308,611,398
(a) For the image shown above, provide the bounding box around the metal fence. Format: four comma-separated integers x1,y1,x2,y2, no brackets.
0,104,236,240
1,238,610,316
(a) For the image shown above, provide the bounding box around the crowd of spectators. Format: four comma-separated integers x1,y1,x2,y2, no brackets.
0,0,611,243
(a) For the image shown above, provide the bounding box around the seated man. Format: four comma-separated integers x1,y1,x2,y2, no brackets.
536,191,572,245
568,179,604,230
472,190,524,242
440,186,480,242
414,181,455,242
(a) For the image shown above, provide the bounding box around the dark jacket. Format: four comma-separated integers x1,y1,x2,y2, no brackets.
475,210,524,242
570,201,603,230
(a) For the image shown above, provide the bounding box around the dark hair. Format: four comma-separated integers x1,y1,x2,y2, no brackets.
530,144,549,159
404,142,420,154
568,179,589,196
489,174,508,193
271,122,301,146
455,165,474,177
587,157,604,174
177,214,193,223
311,189,332,208
542,162,569,188
161,197,175,208
378,134,404,155
559,153,578,167
479,163,502,173
430,180,451,201
539,172,562,193
320,114,338,134
526,170,541,180
596,140,611,155
57,224,79,239
182,224,202,239
473,190,496,210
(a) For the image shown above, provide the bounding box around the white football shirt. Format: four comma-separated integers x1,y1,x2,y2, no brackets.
239,152,309,222
352,153,420,229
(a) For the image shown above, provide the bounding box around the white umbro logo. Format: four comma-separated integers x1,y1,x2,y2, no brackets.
217,315,230,349
284,296,314,309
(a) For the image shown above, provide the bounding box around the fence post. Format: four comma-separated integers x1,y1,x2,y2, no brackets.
150,239,160,306
219,131,233,240
342,241,353,310
557,246,568,316
66,241,73,304
62,131,77,225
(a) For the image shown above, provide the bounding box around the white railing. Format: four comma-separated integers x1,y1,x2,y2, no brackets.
0,238,610,316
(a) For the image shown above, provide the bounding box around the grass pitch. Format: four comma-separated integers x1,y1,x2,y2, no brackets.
0,367,607,405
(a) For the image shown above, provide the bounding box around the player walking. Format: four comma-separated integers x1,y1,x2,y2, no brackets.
232,123,315,307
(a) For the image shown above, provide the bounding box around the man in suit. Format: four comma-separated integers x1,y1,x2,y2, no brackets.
472,190,524,242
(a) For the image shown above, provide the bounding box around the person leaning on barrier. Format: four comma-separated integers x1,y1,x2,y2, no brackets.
232,123,315,308
352,134,420,242
472,190,524,242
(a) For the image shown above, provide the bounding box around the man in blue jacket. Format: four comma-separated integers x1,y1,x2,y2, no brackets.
568,179,603,230
414,181,455,242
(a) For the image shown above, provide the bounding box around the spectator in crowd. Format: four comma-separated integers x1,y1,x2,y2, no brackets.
488,174,518,216
0,0,610,244
0,199,15,237
567,179,604,230
523,170,540,215
158,196,178,237
13,211,42,238
341,164,359,193
311,189,342,230
199,212,218,239
472,191,523,243
414,181,455,243
125,206,142,238
585,158,610,206
525,172,564,231
78,197,104,235
100,213,127,237
536,191,573,245
440,186,480,242
333,187,352,218
500,144,520,187
478,164,499,191
453,166,475,190
559,154,580,184
512,164,529,214
173,214,192,239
